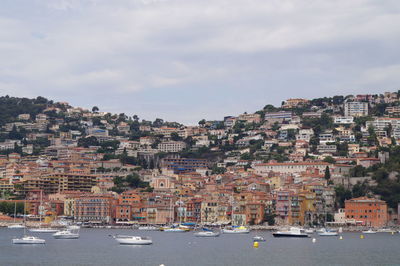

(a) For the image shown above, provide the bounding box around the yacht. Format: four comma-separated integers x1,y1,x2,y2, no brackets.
253,235,266,241
304,228,315,234
194,228,220,237
273,227,309,238
12,236,46,244
377,228,396,233
318,228,338,236
163,227,186,232
362,228,377,234
113,235,152,245
222,226,250,234
138,226,159,231
12,199,46,245
29,227,59,233
8,224,25,229
53,230,80,239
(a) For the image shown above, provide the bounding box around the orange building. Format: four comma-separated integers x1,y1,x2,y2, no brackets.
345,197,387,227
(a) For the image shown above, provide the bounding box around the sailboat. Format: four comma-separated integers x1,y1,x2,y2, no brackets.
161,197,188,232
222,193,250,234
29,191,58,233
12,200,46,244
8,202,25,229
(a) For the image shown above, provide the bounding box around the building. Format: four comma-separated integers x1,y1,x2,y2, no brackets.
344,102,369,117
264,111,292,120
282,98,309,109
160,157,209,174
334,116,354,124
254,162,330,174
157,141,187,153
344,197,387,227
74,194,115,224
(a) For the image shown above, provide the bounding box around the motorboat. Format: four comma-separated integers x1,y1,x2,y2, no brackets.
304,228,314,234
53,230,80,239
12,235,46,244
67,225,81,230
362,228,377,234
29,227,59,233
222,226,250,234
273,227,309,238
7,224,25,229
163,227,186,232
138,226,159,231
194,228,220,237
253,235,266,241
318,228,338,236
377,228,396,233
113,235,152,245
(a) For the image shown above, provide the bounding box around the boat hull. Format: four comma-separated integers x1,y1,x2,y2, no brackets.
12,238,46,244
53,234,80,239
29,228,59,233
273,233,309,238
115,238,152,245
8,225,25,229
194,232,220,237
318,233,338,236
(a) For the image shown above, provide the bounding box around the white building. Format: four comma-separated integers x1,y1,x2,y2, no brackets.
157,141,187,153
334,116,354,124
344,102,368,117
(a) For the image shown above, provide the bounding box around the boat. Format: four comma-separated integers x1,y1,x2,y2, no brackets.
138,226,159,231
194,228,220,237
12,199,46,245
304,228,314,234
318,228,338,236
12,236,46,244
194,231,220,237
113,235,152,245
163,227,186,232
8,202,25,229
377,228,396,233
29,190,58,233
29,227,59,233
8,224,25,229
253,235,266,241
273,227,309,238
53,230,80,239
362,228,377,234
222,226,250,234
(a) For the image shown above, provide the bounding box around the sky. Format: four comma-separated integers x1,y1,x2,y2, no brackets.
1,0,400,125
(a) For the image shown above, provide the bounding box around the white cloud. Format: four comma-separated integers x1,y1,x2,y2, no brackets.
0,0,400,123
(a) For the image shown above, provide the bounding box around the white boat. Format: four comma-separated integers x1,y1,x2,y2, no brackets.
8,224,25,229
53,230,80,239
67,225,81,230
222,226,250,234
12,199,46,245
318,228,338,236
253,235,266,241
273,227,309,238
377,228,396,233
12,235,46,244
163,227,186,232
304,228,314,234
113,235,152,245
194,231,220,237
362,229,377,234
8,202,24,229
29,227,59,233
138,226,158,231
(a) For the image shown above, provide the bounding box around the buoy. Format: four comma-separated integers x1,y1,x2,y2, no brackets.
339,235,343,240
253,241,259,248
312,238,316,243
391,231,394,235
360,234,364,239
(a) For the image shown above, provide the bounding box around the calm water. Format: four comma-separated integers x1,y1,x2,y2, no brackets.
1,228,400,266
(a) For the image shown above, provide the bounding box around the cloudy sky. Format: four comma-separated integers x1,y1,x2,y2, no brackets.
1,0,400,124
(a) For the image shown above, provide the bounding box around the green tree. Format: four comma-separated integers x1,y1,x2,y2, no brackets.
324,166,331,180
